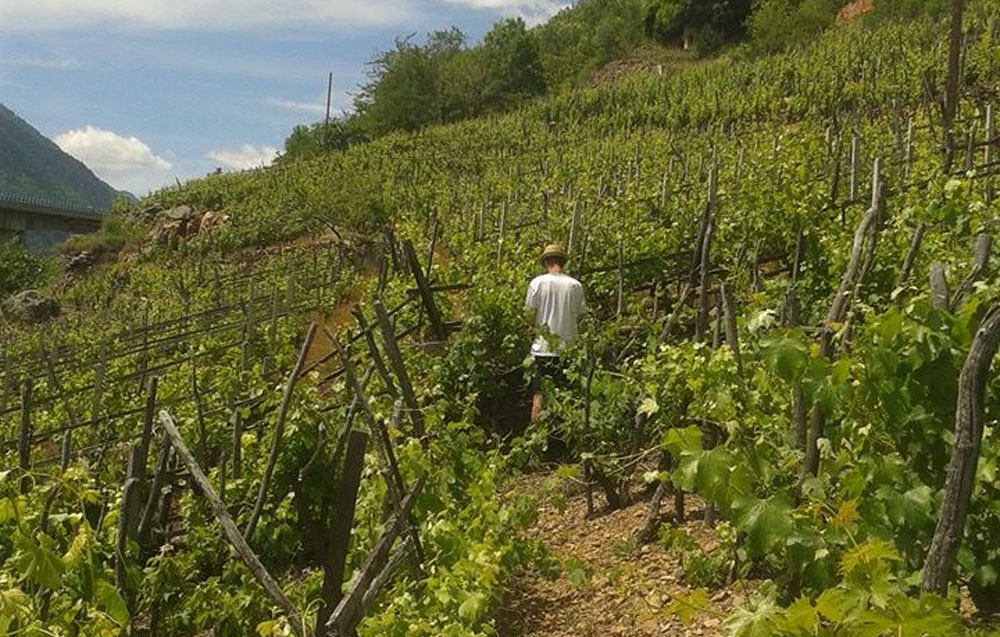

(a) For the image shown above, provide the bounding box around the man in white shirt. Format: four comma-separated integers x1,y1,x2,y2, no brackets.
525,243,585,421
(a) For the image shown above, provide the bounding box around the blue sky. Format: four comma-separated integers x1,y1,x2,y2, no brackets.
0,0,570,196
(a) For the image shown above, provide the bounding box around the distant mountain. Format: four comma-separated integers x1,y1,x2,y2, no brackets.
0,103,128,211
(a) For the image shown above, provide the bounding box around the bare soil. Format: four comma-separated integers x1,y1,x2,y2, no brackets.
497,474,750,637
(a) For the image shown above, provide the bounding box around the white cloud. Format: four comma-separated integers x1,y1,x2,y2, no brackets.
440,0,569,25
264,97,327,116
54,125,174,195
0,0,417,31
206,144,279,170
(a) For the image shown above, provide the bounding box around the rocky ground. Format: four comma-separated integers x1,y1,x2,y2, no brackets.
497,473,748,637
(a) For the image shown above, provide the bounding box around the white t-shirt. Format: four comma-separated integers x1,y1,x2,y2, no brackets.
525,272,585,357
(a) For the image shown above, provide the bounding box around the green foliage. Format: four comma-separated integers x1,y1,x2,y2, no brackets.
644,0,753,53
869,0,949,22
60,211,143,257
5,4,1000,636
0,239,48,297
480,19,547,109
723,549,964,636
282,120,367,161
354,31,464,136
536,0,646,87
747,0,843,54
658,525,734,588
284,1,647,154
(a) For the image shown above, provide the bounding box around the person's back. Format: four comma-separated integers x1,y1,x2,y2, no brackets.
526,272,584,356
525,244,585,421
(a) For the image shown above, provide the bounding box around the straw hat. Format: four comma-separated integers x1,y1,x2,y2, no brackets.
540,243,569,264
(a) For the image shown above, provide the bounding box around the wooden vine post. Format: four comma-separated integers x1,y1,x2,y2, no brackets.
616,234,625,319
950,233,992,311
315,429,369,633
159,410,306,636
986,104,995,206
44,351,78,473
567,200,582,257
496,201,506,267
401,240,447,344
849,132,860,203
190,355,208,464
696,160,719,341
897,223,929,290
138,433,172,550
804,159,883,477
930,263,952,311
720,281,743,380
18,379,32,494
92,341,107,426
373,300,427,443
245,322,317,542
115,447,139,598
326,479,424,635
923,304,1000,594
333,334,427,573
942,0,965,172
352,307,398,399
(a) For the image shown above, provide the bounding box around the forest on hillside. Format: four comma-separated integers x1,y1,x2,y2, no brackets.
2,0,1000,635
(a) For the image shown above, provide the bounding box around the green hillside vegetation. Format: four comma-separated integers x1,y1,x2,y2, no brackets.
0,103,125,210
282,0,948,160
2,1,1000,636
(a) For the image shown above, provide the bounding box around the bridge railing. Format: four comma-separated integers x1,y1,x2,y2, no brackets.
0,191,110,220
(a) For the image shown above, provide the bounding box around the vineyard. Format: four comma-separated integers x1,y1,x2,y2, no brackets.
3,3,1000,636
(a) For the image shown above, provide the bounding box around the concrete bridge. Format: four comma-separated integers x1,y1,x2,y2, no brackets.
0,192,106,252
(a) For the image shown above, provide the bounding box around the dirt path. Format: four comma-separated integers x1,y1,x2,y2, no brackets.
498,475,750,637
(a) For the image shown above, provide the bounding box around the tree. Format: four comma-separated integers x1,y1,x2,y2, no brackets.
354,38,440,135
282,119,367,161
644,0,752,50
748,0,842,54
353,30,466,136
481,18,547,109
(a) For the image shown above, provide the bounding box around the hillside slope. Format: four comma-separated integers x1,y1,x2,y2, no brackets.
1,5,1000,637
0,103,124,210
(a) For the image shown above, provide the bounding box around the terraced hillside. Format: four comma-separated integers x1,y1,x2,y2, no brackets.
2,4,1000,636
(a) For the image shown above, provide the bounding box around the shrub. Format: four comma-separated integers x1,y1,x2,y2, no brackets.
748,0,843,54
0,239,49,297
60,212,143,257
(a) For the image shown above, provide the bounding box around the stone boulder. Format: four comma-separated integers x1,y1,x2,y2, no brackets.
151,206,199,248
64,250,97,275
165,205,197,221
135,202,165,220
197,210,229,235
150,206,229,248
2,290,60,323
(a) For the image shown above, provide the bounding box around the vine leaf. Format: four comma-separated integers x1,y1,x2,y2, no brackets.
13,533,64,590
733,496,793,556
96,579,129,626
663,426,702,459
830,499,859,530
841,539,900,576
777,596,819,633
665,588,710,626
458,591,486,622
